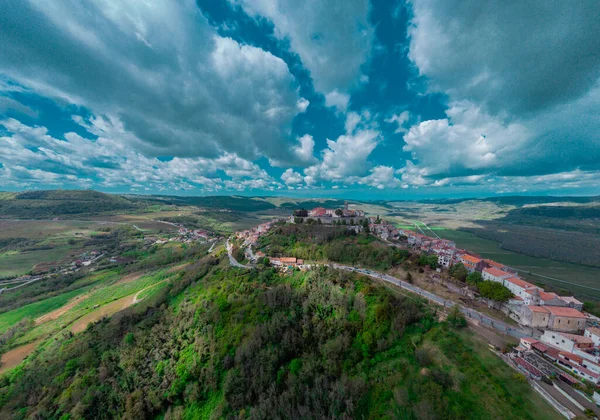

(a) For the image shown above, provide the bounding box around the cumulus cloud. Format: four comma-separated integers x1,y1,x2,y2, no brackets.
234,0,374,96
402,0,600,186
281,168,303,186
303,112,381,185
0,118,282,192
325,90,351,112
408,0,600,115
402,101,529,180
359,166,402,189
0,0,303,162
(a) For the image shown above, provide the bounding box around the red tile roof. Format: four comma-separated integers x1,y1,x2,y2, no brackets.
539,291,560,301
545,306,586,319
484,259,505,269
561,296,583,305
483,267,511,278
521,337,538,344
532,342,548,352
527,305,549,313
558,333,594,344
587,327,600,337
515,357,543,377
559,352,584,364
460,254,481,264
506,277,536,290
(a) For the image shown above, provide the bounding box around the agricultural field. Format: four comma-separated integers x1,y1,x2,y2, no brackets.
0,220,110,278
435,228,600,300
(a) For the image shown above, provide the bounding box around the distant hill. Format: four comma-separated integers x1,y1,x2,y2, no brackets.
129,195,277,212
420,195,600,207
0,190,144,219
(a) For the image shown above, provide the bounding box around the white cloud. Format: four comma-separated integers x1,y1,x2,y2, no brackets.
385,111,410,133
234,0,374,96
304,112,381,185
281,168,303,185
401,101,529,182
0,0,303,163
402,0,600,187
359,166,402,189
325,90,350,112
296,97,310,112
0,118,283,192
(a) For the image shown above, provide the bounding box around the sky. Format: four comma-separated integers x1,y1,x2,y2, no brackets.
1,0,599,199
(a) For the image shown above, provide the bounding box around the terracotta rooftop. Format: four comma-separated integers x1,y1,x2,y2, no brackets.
539,291,560,301
559,352,584,364
506,277,536,290
586,327,600,337
556,332,594,344
561,296,583,305
526,305,549,313
484,259,505,269
460,254,481,264
483,267,511,278
515,357,543,377
545,306,586,318
521,337,538,344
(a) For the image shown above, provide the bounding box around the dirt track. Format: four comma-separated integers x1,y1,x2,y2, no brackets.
70,294,137,333
0,341,40,373
35,294,90,325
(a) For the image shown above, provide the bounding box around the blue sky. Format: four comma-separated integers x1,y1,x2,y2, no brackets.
1,0,600,199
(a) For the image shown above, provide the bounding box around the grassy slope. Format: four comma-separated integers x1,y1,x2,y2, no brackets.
0,288,85,333
0,254,559,419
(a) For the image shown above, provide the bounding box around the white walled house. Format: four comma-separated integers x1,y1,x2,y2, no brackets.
541,330,594,353
503,277,536,303
482,267,511,283
585,327,600,347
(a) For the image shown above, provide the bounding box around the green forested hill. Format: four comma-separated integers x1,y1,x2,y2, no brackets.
0,190,145,219
0,257,558,419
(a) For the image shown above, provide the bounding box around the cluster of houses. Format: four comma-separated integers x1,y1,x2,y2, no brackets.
177,227,212,242
388,221,600,388
71,250,103,268
515,328,600,386
293,202,366,224
235,219,284,248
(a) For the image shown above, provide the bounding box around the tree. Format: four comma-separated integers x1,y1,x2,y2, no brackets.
335,208,343,216
262,257,271,267
418,254,438,270
406,272,413,284
477,281,513,302
375,215,381,224
447,305,466,328
466,271,482,287
362,219,370,233
449,263,468,282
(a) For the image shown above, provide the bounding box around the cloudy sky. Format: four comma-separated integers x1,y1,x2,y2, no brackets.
1,0,599,199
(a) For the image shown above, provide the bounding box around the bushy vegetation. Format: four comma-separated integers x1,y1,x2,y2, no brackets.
259,224,410,271
0,258,556,419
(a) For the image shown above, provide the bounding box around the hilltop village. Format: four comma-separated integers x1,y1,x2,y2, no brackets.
233,203,600,396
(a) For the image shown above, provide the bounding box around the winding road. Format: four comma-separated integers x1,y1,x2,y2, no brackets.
224,242,526,339
333,264,527,339
226,238,253,269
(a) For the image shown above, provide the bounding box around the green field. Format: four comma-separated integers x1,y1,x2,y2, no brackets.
436,228,600,300
0,246,75,278
0,288,86,333
15,269,173,345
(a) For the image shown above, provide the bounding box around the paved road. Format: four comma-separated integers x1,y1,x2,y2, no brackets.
226,238,252,269
334,264,527,340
